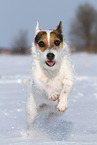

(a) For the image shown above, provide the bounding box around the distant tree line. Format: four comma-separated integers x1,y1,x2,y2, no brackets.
11,30,31,54
69,3,97,53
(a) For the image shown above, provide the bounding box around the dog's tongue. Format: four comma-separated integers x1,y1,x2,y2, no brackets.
46,61,55,66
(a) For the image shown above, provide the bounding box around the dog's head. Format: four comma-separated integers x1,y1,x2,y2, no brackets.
33,21,65,70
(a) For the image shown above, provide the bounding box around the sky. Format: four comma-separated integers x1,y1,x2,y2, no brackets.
0,0,97,48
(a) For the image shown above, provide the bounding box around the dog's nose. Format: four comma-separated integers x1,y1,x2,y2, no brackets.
47,53,55,60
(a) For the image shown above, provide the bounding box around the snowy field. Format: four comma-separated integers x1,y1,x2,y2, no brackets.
0,54,97,145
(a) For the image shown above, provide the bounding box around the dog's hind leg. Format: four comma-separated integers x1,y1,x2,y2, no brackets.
26,94,38,129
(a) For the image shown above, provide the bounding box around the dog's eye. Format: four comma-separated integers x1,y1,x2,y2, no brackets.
54,40,60,46
38,41,45,47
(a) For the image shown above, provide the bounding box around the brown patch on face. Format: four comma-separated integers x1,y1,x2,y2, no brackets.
34,31,48,52
50,30,63,50
50,21,64,50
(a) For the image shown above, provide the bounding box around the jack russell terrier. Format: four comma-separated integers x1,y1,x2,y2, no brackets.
25,21,74,129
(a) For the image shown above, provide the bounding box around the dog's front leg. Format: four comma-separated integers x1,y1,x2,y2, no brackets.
57,90,68,112
57,79,73,112
47,86,59,101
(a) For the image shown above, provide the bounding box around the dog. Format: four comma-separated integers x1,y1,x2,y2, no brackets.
25,21,74,129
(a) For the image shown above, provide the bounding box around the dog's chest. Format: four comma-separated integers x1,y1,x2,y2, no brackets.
34,70,64,93
47,76,63,92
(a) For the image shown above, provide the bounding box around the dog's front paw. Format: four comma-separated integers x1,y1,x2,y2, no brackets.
57,101,68,112
49,93,59,101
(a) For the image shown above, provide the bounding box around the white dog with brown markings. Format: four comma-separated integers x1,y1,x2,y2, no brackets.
25,21,74,129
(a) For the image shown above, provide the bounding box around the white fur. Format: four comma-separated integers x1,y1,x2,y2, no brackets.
35,21,40,34
26,25,74,129
46,30,52,47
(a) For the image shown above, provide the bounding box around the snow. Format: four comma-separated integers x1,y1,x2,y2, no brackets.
0,54,97,145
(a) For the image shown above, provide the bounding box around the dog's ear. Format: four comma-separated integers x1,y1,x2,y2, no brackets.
56,21,62,33
35,21,40,34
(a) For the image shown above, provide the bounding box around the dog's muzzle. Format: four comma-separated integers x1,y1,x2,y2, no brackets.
46,53,55,67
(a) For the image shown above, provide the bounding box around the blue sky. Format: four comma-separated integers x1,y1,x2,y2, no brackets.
0,0,97,48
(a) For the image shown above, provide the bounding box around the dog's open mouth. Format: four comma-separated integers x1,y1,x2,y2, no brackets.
46,61,55,67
